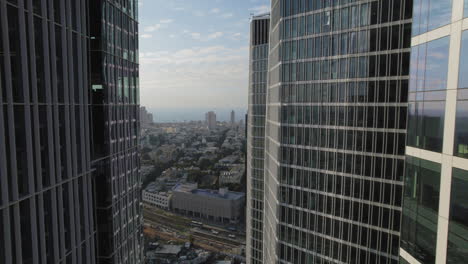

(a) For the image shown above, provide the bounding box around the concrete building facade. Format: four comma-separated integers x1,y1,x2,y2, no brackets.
142,190,172,210
172,184,245,223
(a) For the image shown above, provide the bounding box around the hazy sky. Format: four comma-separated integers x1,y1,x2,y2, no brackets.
138,0,270,110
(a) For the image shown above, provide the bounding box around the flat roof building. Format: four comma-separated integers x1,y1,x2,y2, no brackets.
172,184,245,223
142,183,172,210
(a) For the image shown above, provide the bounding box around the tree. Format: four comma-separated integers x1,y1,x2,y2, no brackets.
198,158,211,170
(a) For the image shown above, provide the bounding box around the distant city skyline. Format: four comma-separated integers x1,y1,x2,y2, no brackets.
145,107,247,122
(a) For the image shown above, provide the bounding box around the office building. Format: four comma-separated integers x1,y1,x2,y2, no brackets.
246,13,269,264
205,111,217,130
261,1,412,263
89,0,143,263
400,1,468,263
0,0,142,263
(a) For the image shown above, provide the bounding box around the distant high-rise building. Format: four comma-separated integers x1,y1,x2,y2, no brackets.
231,110,236,125
0,0,142,263
400,2,468,264
246,13,269,264
140,106,154,126
148,113,154,123
253,1,412,263
205,111,217,130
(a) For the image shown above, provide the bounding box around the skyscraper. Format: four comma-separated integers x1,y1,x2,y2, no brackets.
400,1,468,263
247,13,269,264
205,111,217,130
140,106,154,127
258,1,412,263
0,0,142,263
89,0,142,263
231,110,236,125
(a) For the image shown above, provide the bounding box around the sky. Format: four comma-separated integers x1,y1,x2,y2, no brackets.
138,0,270,117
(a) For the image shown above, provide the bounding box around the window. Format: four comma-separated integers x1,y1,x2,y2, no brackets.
458,31,468,89
447,168,468,263
407,37,450,153
401,156,441,264
466,0,468,18
454,89,468,158
412,0,452,36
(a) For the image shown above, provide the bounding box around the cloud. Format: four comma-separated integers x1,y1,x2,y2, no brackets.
140,34,152,39
210,8,220,14
143,19,173,32
193,10,205,17
207,32,224,39
139,46,249,108
190,32,201,39
230,32,244,40
160,19,174,24
144,24,162,32
221,13,234,18
249,5,270,14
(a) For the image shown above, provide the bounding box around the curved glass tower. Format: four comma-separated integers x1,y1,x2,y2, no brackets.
263,0,412,263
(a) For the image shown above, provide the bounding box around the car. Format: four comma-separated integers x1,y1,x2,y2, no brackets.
211,230,219,235
228,234,236,238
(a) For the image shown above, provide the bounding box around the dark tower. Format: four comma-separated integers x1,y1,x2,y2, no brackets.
0,0,142,263
0,0,97,263
89,0,143,263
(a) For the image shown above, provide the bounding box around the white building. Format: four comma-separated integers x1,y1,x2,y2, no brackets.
142,183,172,209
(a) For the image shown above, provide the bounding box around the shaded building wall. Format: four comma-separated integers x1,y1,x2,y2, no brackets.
89,0,143,263
0,0,96,263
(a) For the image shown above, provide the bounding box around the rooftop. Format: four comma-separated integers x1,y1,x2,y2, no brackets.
152,245,182,255
174,184,244,200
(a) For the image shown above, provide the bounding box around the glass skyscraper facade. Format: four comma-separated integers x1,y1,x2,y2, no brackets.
261,0,412,263
400,0,468,263
0,0,142,263
247,13,270,264
90,0,142,263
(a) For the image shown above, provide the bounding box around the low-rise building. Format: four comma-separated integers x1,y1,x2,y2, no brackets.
146,245,182,261
172,184,245,223
142,183,172,209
